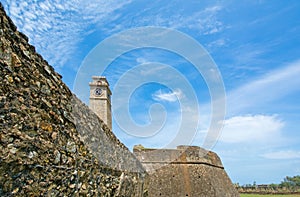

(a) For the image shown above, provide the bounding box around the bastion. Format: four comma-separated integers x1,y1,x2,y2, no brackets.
134,145,240,197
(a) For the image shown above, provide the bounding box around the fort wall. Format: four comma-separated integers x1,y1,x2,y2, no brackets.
134,145,239,197
0,4,145,196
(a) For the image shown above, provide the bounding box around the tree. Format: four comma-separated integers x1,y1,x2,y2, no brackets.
280,175,300,189
269,183,278,190
253,181,257,187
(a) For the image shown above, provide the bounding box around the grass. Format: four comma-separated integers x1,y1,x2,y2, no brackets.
240,194,300,197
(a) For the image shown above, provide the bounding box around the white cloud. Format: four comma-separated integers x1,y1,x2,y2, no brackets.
2,0,226,71
3,0,132,69
204,5,222,12
139,65,167,76
227,60,300,114
207,38,226,49
152,89,184,102
188,61,300,148
219,114,284,143
136,57,148,64
262,150,300,160
153,5,225,35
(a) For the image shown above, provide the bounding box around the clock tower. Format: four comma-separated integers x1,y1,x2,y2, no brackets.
89,76,112,130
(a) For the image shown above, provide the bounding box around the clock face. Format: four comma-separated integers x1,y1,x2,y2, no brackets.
94,88,103,96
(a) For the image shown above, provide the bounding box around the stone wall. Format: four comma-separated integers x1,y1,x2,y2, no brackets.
133,145,223,172
0,3,145,196
134,145,240,197
144,163,239,197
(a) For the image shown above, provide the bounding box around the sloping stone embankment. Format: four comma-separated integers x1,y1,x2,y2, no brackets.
0,3,145,196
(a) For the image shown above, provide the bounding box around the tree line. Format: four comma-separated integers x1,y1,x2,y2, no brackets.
275,175,300,189
236,175,300,193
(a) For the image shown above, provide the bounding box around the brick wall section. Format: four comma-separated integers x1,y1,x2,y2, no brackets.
0,4,145,196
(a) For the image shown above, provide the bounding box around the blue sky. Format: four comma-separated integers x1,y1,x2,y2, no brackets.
2,0,300,185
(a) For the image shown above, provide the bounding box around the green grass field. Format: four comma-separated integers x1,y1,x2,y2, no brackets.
240,194,300,197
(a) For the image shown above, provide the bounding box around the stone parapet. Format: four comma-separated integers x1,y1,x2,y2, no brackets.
133,145,223,172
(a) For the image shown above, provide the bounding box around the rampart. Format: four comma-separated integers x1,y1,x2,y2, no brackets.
134,145,240,197
0,4,145,196
134,145,223,172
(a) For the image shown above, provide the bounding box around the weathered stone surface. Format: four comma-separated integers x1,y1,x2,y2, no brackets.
145,163,239,197
71,96,145,173
0,3,145,196
134,145,240,197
